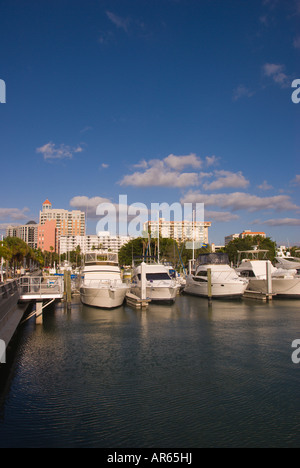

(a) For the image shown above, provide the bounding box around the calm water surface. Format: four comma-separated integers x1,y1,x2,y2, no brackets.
0,296,300,448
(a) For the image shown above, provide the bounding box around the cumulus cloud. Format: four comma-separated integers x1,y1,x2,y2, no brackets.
106,11,130,32
233,85,255,101
36,142,83,161
205,210,240,222
70,196,112,218
291,174,300,186
0,207,30,221
253,218,300,226
203,171,250,191
120,154,203,188
164,153,203,170
294,36,300,49
262,63,290,88
120,164,199,188
181,191,300,212
257,180,273,191
205,155,219,167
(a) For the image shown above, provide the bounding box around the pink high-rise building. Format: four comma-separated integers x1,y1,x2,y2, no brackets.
38,219,57,253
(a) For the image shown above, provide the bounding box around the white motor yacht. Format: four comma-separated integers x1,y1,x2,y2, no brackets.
184,253,248,298
80,252,129,309
131,263,178,303
275,255,300,272
236,249,300,298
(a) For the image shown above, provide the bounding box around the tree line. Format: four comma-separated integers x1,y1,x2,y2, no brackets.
0,237,84,278
118,234,293,267
1,234,298,278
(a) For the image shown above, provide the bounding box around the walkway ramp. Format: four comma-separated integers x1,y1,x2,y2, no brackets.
19,276,64,301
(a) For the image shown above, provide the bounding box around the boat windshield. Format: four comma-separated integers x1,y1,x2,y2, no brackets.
84,252,118,264
197,253,229,265
138,273,171,281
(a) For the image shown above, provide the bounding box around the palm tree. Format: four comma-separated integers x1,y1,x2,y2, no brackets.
49,246,54,267
75,245,81,266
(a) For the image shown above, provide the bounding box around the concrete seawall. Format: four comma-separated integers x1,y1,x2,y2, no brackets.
0,281,27,346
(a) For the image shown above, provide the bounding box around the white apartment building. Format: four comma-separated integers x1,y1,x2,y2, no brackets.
225,233,240,246
6,221,38,249
143,218,211,244
59,234,132,255
225,230,267,245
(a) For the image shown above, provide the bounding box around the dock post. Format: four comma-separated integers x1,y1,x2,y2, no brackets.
141,262,147,301
207,268,212,305
36,301,43,324
66,271,72,310
266,261,273,301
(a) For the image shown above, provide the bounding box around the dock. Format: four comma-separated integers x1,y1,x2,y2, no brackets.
0,280,24,347
243,290,274,302
0,275,65,351
125,292,151,309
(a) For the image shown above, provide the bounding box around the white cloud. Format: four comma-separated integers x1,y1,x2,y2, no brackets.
294,36,300,49
164,153,203,170
205,155,219,167
257,180,273,191
0,207,30,221
36,142,83,161
120,163,199,188
70,196,111,218
205,210,240,222
0,223,18,232
203,170,250,191
106,11,130,32
262,63,290,88
120,154,203,188
291,174,300,185
233,85,255,101
133,160,149,169
181,191,300,212
253,218,300,226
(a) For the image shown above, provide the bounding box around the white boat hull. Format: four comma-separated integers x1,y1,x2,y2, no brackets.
80,286,128,309
131,285,178,303
184,277,247,298
247,278,300,298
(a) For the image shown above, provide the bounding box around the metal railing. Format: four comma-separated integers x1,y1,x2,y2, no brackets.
0,280,19,301
18,276,64,298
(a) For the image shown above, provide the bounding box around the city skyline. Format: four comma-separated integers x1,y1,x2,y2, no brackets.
0,0,299,245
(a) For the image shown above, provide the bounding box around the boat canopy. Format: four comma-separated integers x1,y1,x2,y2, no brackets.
196,253,229,265
84,251,118,265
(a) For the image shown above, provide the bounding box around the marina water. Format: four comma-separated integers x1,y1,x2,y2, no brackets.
0,296,300,448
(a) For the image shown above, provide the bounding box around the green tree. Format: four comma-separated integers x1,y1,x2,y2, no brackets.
5,237,30,268
0,240,12,261
225,235,276,265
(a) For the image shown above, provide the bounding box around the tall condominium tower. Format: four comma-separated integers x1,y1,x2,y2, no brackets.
40,200,86,238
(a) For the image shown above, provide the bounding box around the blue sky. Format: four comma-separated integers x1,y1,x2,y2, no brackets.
0,0,299,245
